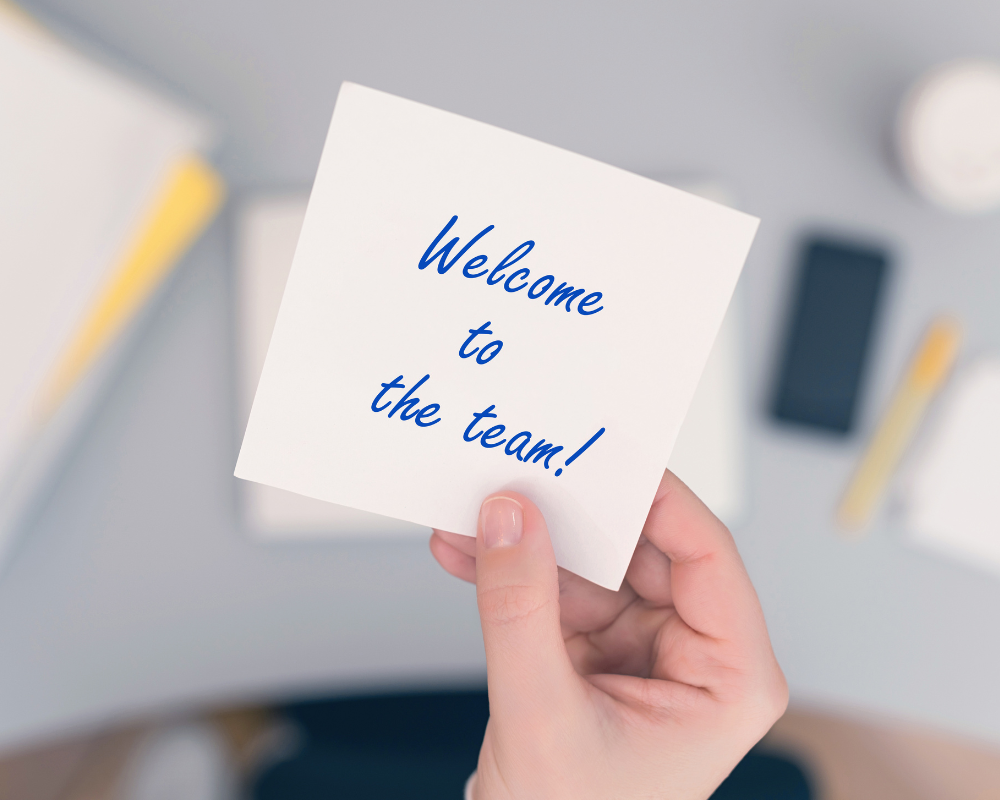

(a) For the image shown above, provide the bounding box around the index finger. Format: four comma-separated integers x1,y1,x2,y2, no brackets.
637,469,766,643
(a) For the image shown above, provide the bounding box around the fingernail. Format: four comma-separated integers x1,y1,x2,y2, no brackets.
480,497,523,549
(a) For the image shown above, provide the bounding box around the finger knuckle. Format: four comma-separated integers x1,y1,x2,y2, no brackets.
767,671,790,721
478,583,548,627
741,669,789,732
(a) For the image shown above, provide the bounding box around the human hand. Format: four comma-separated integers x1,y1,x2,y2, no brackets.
429,469,787,799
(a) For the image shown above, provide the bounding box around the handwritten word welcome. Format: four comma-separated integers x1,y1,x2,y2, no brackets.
418,216,605,316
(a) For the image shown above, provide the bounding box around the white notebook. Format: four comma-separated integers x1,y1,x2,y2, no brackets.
0,5,210,563
902,359,1000,578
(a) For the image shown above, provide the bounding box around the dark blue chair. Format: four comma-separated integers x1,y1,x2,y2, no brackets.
253,690,812,799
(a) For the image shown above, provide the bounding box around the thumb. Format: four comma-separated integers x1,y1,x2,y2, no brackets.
475,493,577,720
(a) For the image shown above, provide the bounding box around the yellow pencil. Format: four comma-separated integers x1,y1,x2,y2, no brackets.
837,317,962,533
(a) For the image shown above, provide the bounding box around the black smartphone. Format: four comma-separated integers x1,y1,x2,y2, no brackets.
772,238,889,434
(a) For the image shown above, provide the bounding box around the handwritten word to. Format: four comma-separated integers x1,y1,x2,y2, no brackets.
371,374,442,427
463,403,606,477
459,321,503,365
418,216,605,316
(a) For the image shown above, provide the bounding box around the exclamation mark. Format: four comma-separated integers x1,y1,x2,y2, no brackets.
554,427,606,476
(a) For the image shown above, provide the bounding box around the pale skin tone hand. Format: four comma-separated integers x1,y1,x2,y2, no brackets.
430,469,788,800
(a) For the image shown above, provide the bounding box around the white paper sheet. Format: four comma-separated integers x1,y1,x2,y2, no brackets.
902,359,1000,578
236,195,428,537
235,83,758,589
236,192,746,538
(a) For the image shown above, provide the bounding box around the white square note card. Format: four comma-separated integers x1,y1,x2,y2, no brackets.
236,83,758,589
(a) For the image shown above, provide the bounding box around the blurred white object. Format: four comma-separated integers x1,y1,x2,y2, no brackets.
237,195,428,537
118,722,236,800
237,186,745,534
897,60,1000,213
0,5,212,565
901,359,1000,578
665,178,746,525
667,296,746,524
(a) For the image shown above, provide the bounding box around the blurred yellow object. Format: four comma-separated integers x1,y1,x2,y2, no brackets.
39,156,224,418
0,1,220,563
0,0,37,28
838,317,962,533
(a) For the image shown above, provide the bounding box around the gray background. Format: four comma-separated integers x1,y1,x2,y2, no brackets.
2,0,999,750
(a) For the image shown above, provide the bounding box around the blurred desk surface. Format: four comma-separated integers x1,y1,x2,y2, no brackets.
3,0,1000,751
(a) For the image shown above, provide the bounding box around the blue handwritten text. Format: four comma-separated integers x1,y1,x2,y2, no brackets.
459,321,503,365
418,216,605,316
371,374,442,427
463,403,605,476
